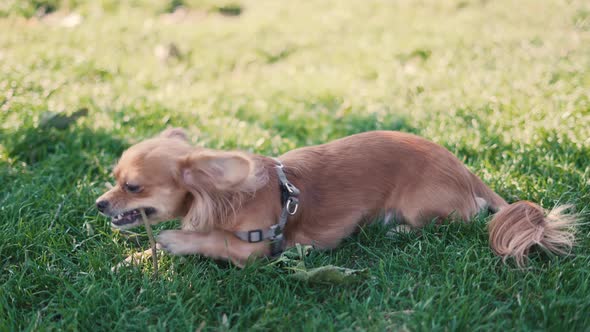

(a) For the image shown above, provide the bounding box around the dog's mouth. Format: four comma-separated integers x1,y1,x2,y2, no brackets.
111,207,156,227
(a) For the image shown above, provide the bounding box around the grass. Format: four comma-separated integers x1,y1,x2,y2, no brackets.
1,0,590,330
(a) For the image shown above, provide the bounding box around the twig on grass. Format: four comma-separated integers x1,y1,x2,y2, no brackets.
140,208,159,278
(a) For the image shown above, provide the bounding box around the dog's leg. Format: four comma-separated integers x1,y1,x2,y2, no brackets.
157,229,268,267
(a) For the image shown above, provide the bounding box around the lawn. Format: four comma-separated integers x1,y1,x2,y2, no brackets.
1,0,590,330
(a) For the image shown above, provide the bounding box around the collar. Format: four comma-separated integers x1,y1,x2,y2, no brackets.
233,158,300,256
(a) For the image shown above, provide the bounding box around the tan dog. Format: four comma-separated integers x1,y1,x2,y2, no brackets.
96,128,576,267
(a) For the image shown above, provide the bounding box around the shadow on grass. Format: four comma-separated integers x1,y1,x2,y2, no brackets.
447,108,590,171
269,110,421,147
1,125,128,181
4,126,123,162
338,112,421,137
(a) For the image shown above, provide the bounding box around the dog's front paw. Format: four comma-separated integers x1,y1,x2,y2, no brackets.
157,230,199,255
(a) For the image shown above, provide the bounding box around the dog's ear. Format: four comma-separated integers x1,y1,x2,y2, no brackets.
178,150,264,192
159,127,188,141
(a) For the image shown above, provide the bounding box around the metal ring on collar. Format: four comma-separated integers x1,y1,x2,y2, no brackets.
286,197,299,215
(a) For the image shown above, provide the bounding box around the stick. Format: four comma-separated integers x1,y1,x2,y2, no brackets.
140,208,158,278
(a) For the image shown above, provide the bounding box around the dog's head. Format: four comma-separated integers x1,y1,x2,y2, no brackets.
95,128,267,230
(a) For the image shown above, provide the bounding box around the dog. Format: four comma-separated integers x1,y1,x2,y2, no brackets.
96,128,576,267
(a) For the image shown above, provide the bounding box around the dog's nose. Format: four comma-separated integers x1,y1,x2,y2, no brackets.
96,200,109,212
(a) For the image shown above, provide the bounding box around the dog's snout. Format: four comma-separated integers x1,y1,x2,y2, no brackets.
96,200,109,212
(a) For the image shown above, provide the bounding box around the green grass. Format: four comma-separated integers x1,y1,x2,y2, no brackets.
1,0,590,330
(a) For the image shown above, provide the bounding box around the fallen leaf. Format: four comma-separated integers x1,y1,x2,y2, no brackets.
290,265,369,285
39,108,88,130
154,43,181,62
61,13,83,28
271,244,368,285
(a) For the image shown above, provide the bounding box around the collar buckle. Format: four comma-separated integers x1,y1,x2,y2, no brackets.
283,182,299,196
247,229,264,243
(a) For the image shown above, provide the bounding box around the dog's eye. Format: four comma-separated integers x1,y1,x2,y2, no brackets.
125,183,142,193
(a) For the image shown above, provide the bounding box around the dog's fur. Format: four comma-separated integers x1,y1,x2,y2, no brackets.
96,129,577,267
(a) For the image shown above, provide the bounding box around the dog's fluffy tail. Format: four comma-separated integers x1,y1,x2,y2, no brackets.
488,201,577,267
469,172,577,266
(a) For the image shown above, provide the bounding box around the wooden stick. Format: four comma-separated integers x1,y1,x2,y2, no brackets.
140,208,158,278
